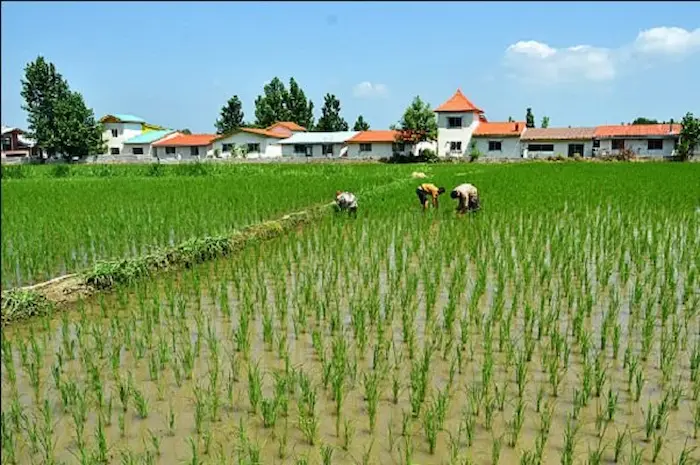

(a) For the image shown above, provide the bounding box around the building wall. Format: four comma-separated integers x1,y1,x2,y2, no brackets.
153,144,214,160
212,133,282,158
281,143,347,158
346,142,413,159
103,122,143,155
472,137,522,159
595,137,678,158
522,140,594,159
436,111,480,158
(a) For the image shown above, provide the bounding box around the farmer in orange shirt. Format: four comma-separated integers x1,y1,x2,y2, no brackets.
416,183,446,211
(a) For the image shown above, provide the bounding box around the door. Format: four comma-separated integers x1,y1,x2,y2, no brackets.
305,145,312,157
568,144,584,157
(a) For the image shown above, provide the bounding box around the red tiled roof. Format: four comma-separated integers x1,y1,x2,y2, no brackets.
434,89,484,113
152,133,217,146
473,121,526,137
347,130,401,144
521,127,596,141
267,121,307,132
594,124,681,138
212,127,289,141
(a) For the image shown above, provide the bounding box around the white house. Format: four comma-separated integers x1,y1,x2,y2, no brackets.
151,133,217,160
593,123,681,158
278,131,358,157
520,127,596,158
122,129,179,160
435,89,487,158
471,121,526,159
345,130,416,159
2,126,41,162
212,128,287,158
100,114,167,157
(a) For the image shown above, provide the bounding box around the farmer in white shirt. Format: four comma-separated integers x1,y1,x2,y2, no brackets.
335,191,358,217
451,183,480,214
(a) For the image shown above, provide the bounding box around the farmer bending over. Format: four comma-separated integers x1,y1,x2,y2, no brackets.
335,191,358,217
451,183,480,214
416,183,446,211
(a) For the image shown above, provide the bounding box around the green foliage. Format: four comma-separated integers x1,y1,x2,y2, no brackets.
678,112,700,161
526,108,535,128
20,56,103,161
395,96,438,142
353,115,370,131
215,95,245,134
632,117,659,125
541,116,550,128
286,78,314,130
1,289,54,325
253,77,314,129
315,94,349,132
469,141,482,162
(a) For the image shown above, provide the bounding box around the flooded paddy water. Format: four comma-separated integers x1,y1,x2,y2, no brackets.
2,194,699,465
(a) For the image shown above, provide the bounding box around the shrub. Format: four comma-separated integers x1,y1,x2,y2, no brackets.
469,142,482,162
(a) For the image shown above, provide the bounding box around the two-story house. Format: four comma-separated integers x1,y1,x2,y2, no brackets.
100,114,165,157
435,89,487,158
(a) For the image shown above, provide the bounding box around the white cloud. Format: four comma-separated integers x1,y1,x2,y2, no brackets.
352,81,388,99
504,26,699,85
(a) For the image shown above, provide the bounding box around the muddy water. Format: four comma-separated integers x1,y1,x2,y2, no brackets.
2,209,699,465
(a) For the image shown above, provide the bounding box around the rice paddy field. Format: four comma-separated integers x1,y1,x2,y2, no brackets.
1,161,699,465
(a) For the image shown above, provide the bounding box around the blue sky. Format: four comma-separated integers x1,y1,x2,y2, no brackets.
2,1,699,133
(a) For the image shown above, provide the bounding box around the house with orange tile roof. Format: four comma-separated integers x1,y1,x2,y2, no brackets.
212,127,289,158
520,127,597,158
592,123,681,158
345,130,411,159
471,121,527,159
266,121,308,138
435,89,486,158
152,133,218,160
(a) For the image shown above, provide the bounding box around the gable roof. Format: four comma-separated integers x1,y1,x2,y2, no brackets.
473,121,526,137
213,127,289,141
521,127,596,141
152,133,217,147
277,131,359,145
123,129,176,144
434,89,484,113
594,124,681,138
1,126,23,135
100,114,146,124
347,130,401,144
267,121,307,132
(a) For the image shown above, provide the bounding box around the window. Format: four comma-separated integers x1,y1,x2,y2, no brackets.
527,144,554,152
392,142,406,152
593,139,600,148
132,147,144,155
110,147,120,155
165,147,176,155
1,136,10,151
222,143,233,152
190,146,200,156
647,139,663,150
360,143,372,152
447,117,462,128
294,144,307,154
322,144,333,155
611,139,625,150
111,129,118,138
449,141,462,152
488,141,502,151
247,143,260,153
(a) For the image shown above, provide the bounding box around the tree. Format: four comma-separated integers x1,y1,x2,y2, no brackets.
285,78,314,130
254,77,290,128
395,96,438,143
315,94,349,132
541,116,550,128
353,115,370,131
215,95,245,134
507,116,514,122
525,108,535,128
21,56,103,161
678,112,700,161
632,117,658,125
178,128,192,134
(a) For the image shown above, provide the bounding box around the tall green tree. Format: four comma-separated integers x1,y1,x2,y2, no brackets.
525,108,535,128
315,94,349,132
541,116,550,128
353,115,370,131
678,112,700,161
285,78,314,129
632,117,658,125
215,95,245,134
394,96,438,142
254,77,290,128
21,56,103,161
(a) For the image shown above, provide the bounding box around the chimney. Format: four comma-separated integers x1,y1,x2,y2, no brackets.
515,123,519,132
